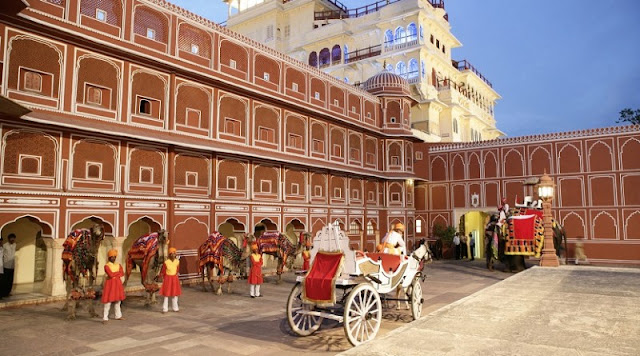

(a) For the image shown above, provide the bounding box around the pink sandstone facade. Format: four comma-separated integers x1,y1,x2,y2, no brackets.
413,126,640,265
0,0,638,296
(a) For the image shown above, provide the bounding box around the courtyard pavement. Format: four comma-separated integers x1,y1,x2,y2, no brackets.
341,265,640,356
0,259,508,355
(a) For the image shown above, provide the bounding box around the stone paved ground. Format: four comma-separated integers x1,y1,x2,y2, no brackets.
0,259,508,355
342,265,640,356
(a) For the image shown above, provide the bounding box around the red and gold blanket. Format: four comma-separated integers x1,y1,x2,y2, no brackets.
506,215,544,257
198,232,226,270
127,232,159,280
302,251,344,306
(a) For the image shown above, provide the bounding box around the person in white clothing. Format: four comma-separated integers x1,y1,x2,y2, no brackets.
382,223,406,255
1,234,16,298
453,233,461,260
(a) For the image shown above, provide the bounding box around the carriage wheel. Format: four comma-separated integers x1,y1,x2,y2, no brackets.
343,283,382,346
286,282,323,336
410,277,423,320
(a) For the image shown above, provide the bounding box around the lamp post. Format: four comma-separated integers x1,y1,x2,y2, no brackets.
538,172,559,267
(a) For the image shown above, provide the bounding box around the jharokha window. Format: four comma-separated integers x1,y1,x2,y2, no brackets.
224,118,242,136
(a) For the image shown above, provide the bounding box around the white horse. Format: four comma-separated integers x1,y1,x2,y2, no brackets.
395,241,433,310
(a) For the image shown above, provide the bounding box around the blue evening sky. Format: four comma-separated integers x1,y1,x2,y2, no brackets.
171,0,640,137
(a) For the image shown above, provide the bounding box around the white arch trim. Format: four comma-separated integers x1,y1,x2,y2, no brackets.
0,214,55,238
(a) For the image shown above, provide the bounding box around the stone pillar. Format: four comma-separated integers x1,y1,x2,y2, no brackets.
114,236,127,266
42,238,66,296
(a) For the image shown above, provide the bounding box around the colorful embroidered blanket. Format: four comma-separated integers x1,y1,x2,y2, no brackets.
127,232,159,280
198,232,226,271
303,251,344,305
256,232,296,274
505,215,544,257
62,229,92,279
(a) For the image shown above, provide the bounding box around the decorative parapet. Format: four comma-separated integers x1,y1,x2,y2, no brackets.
143,0,380,102
429,125,640,152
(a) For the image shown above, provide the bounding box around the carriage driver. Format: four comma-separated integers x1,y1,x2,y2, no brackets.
382,223,406,255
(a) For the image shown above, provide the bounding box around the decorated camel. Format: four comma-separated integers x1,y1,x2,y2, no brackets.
198,232,249,295
247,231,312,284
61,224,105,320
124,230,169,306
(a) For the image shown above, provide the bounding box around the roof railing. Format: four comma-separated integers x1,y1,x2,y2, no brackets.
345,44,382,64
452,59,492,88
314,0,448,21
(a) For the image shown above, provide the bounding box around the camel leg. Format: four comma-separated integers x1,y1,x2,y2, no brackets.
61,276,71,312
66,294,77,321
201,265,207,292
226,272,232,294
214,267,222,295
88,299,99,318
208,266,215,293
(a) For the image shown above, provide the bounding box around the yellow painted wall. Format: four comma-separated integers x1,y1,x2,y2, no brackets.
464,211,489,258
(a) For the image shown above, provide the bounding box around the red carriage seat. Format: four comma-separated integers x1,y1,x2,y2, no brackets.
302,251,344,305
365,253,404,273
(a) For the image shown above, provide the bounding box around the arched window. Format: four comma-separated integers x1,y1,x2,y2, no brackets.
394,26,406,44
366,222,374,236
384,29,394,48
407,23,418,41
308,51,317,67
396,61,407,76
349,221,361,234
408,59,419,79
419,25,424,40
344,44,349,62
386,64,394,72
421,60,426,78
344,77,349,83
139,99,151,115
331,44,341,64
319,48,330,67
453,118,458,133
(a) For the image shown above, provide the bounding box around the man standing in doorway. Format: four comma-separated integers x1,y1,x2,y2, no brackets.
453,233,461,260
2,234,16,298
469,232,475,261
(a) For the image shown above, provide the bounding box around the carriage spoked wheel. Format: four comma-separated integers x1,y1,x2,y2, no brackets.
343,283,382,346
409,276,423,320
287,282,323,336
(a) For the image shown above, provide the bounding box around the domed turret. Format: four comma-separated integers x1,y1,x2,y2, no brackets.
362,70,411,97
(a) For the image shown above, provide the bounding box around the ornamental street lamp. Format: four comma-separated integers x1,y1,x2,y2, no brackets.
538,172,559,267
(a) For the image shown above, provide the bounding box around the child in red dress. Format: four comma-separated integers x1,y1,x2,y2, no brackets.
302,246,311,271
102,249,125,324
158,247,181,313
248,243,263,298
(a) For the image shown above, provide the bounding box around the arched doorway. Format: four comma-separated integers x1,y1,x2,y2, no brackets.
254,218,278,238
123,217,161,282
284,219,305,244
348,220,363,250
0,216,53,291
218,218,246,247
460,211,491,259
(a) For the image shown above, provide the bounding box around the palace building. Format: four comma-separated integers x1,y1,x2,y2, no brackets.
224,0,504,143
0,0,638,298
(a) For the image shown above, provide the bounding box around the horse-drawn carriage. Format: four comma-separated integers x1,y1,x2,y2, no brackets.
286,225,431,346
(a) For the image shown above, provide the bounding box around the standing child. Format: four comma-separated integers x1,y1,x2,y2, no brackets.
248,243,263,298
102,249,125,324
158,247,181,313
301,245,311,271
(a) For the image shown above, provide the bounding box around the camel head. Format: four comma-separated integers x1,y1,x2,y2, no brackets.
90,224,105,251
157,229,168,244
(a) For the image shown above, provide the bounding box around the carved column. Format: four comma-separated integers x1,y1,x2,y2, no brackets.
114,236,127,266
42,238,66,296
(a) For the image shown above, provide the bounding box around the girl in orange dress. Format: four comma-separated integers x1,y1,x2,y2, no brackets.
248,243,263,298
302,247,311,270
102,249,126,323
158,247,181,313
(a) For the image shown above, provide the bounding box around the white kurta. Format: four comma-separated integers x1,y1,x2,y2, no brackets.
382,230,406,255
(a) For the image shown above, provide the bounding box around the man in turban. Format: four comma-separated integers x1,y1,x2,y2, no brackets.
158,247,181,313
102,249,125,324
382,223,406,255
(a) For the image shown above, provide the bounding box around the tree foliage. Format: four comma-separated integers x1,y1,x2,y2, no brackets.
433,223,456,243
617,108,640,125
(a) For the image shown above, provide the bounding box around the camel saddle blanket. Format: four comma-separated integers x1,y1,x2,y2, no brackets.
62,229,90,263
129,232,159,261
256,232,283,254
506,214,544,257
302,251,344,306
198,232,226,269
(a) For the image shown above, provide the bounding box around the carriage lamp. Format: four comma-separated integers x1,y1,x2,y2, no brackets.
538,172,559,267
